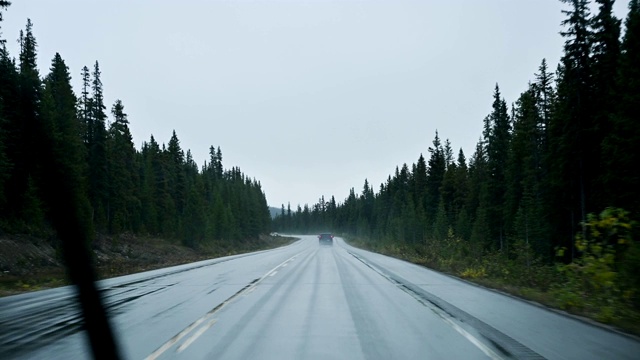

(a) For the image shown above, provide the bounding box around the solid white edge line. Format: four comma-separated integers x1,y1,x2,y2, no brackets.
349,251,502,360
436,312,503,360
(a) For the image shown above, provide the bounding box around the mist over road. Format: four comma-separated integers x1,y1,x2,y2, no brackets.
1,236,638,359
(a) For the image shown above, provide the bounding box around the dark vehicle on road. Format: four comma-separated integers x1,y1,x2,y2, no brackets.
318,233,334,246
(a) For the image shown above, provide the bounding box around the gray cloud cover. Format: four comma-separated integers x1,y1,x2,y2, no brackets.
2,0,630,208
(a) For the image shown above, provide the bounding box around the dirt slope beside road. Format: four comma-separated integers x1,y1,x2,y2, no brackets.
0,234,296,297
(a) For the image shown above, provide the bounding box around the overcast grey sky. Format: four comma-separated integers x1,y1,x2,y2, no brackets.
1,0,631,208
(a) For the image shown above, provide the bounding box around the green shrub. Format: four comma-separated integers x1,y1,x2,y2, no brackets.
553,208,637,323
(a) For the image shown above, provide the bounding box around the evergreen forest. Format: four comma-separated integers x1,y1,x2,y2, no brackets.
274,0,640,328
0,6,271,249
2,0,640,333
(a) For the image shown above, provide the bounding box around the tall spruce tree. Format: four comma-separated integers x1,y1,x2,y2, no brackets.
440,152,457,230
590,0,621,211
550,0,594,257
469,139,490,255
505,85,550,257
486,84,511,251
139,136,161,234
41,53,86,200
534,59,554,151
40,55,123,360
453,149,471,240
39,52,93,242
413,154,428,240
15,19,45,228
86,61,109,229
426,131,445,233
0,1,10,48
0,43,16,212
167,130,186,225
106,100,138,233
602,0,640,215
78,66,91,145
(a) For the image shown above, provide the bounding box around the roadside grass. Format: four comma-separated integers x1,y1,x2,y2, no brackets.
345,235,640,337
0,269,69,297
0,234,298,297
96,233,297,279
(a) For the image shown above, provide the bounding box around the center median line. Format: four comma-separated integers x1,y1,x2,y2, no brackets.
346,250,545,360
176,319,217,353
144,252,301,360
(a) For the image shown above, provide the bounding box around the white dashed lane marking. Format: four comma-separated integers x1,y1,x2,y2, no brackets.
144,253,299,359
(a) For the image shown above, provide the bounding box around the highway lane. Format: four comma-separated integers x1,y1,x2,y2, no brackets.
1,235,639,359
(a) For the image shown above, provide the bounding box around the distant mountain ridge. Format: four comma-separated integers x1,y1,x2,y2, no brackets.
269,207,282,219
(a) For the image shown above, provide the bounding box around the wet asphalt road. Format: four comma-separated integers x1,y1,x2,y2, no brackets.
1,236,639,359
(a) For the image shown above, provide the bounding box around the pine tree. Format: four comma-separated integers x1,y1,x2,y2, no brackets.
41,53,86,198
449,149,470,240
486,84,511,251
286,202,292,231
443,139,454,168
182,175,205,247
505,85,550,257
467,139,490,254
440,156,457,229
167,130,186,223
533,59,555,227
505,88,535,233
78,66,91,145
534,59,554,151
106,100,138,233
0,108,9,209
433,197,448,241
412,154,428,240
426,131,445,227
590,0,621,211
360,179,375,237
0,1,10,44
550,0,594,257
139,136,161,234
14,19,44,229
215,146,223,178
87,61,109,229
32,51,121,359
602,0,640,215
38,52,91,235
0,44,16,212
